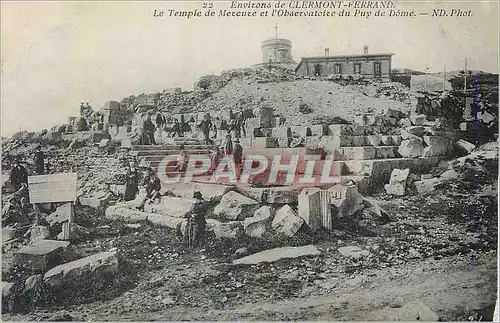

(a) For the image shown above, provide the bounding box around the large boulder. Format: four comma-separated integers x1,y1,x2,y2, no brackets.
329,184,365,218
44,251,119,291
206,219,243,239
79,191,110,209
271,205,304,237
144,196,193,218
15,240,70,273
214,191,259,221
338,246,370,260
398,139,424,158
384,168,410,196
105,204,183,229
243,206,274,238
414,178,442,195
233,245,320,265
410,114,427,126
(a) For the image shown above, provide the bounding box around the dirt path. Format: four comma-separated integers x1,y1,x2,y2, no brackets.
8,250,491,322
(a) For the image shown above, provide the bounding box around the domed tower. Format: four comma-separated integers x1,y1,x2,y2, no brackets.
261,24,295,64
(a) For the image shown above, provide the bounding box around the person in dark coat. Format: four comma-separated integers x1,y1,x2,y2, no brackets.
33,145,46,175
184,191,207,248
124,162,139,201
142,115,156,145
237,112,247,138
200,115,213,145
233,138,243,179
156,113,166,130
137,169,161,210
10,161,28,191
223,133,233,156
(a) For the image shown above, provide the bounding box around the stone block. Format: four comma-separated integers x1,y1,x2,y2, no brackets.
144,196,192,218
329,184,365,218
328,124,365,136
15,240,70,273
46,203,74,230
410,114,427,126
233,245,320,265
337,147,376,160
455,139,476,154
276,137,290,148
398,139,424,158
253,137,278,148
290,126,311,137
79,191,111,209
263,187,301,204
271,126,292,139
243,206,273,238
375,146,398,159
309,125,326,136
406,126,425,137
304,136,321,148
440,169,458,181
380,136,395,146
213,191,259,221
272,205,304,237
44,251,119,290
30,225,51,243
338,246,370,260
105,204,182,229
392,135,402,145
298,188,332,230
367,135,383,146
207,219,244,239
384,183,405,196
422,136,451,156
414,178,442,194
401,129,423,142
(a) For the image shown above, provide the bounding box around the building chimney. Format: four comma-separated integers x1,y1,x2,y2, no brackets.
325,48,330,56
363,45,369,55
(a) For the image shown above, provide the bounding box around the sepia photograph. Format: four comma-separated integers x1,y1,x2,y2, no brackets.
1,0,498,321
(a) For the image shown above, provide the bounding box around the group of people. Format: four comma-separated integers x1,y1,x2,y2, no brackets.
139,109,249,146
123,161,207,248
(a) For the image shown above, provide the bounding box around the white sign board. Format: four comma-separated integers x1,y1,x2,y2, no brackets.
28,173,77,204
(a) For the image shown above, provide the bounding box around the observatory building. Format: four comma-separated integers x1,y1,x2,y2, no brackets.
260,24,295,64
261,38,295,64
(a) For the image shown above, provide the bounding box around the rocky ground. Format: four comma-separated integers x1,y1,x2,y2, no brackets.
2,144,497,321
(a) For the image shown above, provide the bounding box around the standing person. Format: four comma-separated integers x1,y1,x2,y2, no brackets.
171,119,181,138
237,111,247,138
124,162,139,201
233,138,243,179
33,145,46,175
177,145,188,172
10,162,22,191
200,115,212,145
184,191,207,248
142,115,156,145
223,133,233,156
229,119,240,138
156,112,166,130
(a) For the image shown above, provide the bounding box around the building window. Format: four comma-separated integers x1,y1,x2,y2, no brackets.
354,63,361,74
374,62,382,78
314,64,321,76
334,64,342,75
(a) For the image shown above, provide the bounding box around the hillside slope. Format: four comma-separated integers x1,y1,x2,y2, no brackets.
195,79,412,125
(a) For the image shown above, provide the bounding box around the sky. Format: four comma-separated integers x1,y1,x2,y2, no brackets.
1,1,498,136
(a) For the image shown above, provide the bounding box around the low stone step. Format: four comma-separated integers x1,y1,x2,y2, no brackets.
333,146,400,160
320,135,402,150
134,149,212,157
132,144,212,151
336,156,441,182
